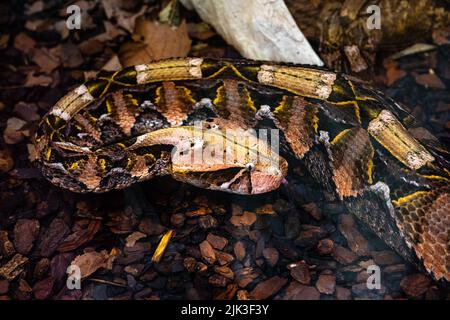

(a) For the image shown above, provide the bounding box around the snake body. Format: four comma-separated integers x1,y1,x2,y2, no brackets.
34,58,450,281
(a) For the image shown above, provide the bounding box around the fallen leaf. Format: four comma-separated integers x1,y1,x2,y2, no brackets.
101,0,147,33
31,48,60,74
125,231,147,248
102,54,122,71
52,43,84,68
383,59,407,86
119,18,191,67
3,117,27,144
413,71,446,90
70,250,115,279
24,71,53,87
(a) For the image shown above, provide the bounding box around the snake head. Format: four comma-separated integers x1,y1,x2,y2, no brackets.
171,128,288,194
132,126,287,194
129,126,288,194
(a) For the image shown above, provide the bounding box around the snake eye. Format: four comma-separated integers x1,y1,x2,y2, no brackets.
245,162,255,171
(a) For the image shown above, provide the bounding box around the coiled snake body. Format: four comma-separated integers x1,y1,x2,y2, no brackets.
34,58,450,281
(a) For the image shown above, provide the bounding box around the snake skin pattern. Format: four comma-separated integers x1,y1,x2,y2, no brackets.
34,58,450,281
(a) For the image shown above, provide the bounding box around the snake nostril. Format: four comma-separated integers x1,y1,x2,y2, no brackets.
245,162,255,171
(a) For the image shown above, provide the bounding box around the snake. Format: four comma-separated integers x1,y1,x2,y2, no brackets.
34,57,450,282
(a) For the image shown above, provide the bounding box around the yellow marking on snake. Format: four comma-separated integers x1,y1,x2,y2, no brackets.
392,191,430,206
330,128,352,145
334,100,362,123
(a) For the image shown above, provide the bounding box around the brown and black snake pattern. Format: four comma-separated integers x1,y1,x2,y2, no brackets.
34,58,450,281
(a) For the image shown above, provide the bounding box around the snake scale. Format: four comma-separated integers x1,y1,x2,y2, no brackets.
34,58,450,282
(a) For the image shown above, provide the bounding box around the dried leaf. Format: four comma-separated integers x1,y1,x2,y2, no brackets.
70,250,115,279
413,71,446,90
101,0,147,33
125,231,147,248
31,48,60,74
24,72,53,87
102,55,122,71
3,117,28,144
119,18,191,67
151,229,174,263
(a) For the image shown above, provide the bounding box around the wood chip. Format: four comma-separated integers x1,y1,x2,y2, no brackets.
199,240,216,264
249,276,287,300
151,229,174,263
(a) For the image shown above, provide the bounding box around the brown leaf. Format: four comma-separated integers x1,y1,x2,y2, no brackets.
101,0,147,33
31,48,60,74
70,250,115,279
52,43,84,68
125,231,147,248
102,55,123,71
119,18,191,67
24,72,53,87
413,71,446,90
383,59,407,86
3,117,28,144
